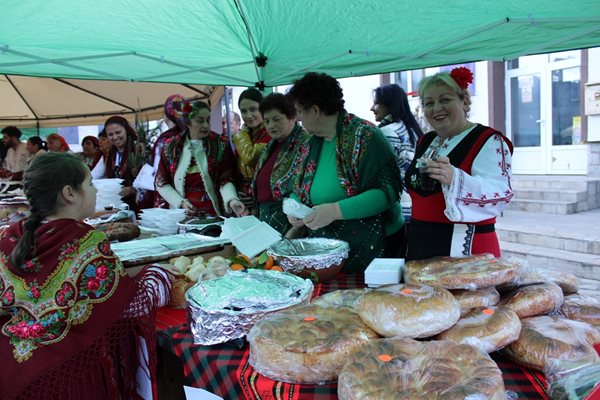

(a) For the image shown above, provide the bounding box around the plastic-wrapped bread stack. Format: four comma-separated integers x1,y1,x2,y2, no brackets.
497,267,579,295
505,315,600,373
499,282,564,318
404,254,521,290
311,288,371,310
436,306,522,353
559,293,600,327
355,283,460,338
338,338,506,400
451,287,501,316
247,305,378,384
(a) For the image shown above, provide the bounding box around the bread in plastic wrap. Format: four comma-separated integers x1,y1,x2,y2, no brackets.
311,288,370,310
404,254,521,290
499,282,564,318
338,338,505,400
355,283,460,338
451,286,500,316
436,306,521,353
497,267,579,295
560,293,600,327
247,304,378,384
505,315,600,372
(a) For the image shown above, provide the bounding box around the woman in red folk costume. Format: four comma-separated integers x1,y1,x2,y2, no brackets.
155,101,248,217
0,153,172,399
405,67,514,260
151,94,191,208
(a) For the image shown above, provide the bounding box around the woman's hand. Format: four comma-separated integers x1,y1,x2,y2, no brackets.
426,156,455,186
287,215,306,228
229,199,249,216
304,203,341,231
180,199,197,215
120,186,136,198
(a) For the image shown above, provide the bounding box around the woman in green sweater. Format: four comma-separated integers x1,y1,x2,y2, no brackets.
286,72,403,273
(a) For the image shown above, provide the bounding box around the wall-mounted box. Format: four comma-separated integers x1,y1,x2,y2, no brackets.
585,82,600,115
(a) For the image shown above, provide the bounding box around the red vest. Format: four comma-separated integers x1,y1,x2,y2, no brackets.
406,125,513,227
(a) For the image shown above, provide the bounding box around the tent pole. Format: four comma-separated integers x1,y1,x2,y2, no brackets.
223,87,234,151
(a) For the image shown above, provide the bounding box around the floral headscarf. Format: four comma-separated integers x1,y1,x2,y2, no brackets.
164,94,191,129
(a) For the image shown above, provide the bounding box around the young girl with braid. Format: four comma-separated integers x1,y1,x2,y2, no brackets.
0,152,172,399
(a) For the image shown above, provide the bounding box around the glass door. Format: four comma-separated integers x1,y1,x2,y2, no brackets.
506,51,586,175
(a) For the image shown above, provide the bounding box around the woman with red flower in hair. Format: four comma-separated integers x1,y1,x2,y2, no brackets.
155,101,248,217
405,67,514,260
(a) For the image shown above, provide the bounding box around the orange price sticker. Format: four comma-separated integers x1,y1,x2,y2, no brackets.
378,354,393,362
401,289,413,295
482,309,495,315
304,316,316,322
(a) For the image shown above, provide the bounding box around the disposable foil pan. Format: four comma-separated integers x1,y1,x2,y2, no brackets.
185,269,313,345
177,216,224,234
267,238,349,272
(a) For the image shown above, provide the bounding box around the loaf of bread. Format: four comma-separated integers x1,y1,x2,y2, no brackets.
560,294,600,327
356,283,460,338
451,287,500,316
404,254,520,290
499,282,564,318
498,268,579,295
311,288,370,310
338,338,505,400
436,306,521,353
169,277,194,309
505,316,600,372
97,222,140,242
247,305,378,384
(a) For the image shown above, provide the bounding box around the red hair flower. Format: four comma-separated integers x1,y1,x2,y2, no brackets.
450,67,473,90
180,100,193,113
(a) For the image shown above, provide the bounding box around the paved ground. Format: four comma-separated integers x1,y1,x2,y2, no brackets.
496,208,600,297
497,208,600,243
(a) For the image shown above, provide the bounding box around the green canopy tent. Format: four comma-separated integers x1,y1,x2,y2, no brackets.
1,0,599,112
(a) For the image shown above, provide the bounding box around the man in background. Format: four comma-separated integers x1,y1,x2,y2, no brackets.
1,126,29,181
222,111,241,137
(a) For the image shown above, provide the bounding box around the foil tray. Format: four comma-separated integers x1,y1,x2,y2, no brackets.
186,269,313,345
267,238,349,272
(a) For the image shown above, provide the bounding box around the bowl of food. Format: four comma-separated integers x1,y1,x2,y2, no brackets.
267,238,349,282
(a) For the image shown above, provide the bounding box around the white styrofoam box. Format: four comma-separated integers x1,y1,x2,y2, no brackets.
229,220,282,259
221,215,263,238
365,258,404,287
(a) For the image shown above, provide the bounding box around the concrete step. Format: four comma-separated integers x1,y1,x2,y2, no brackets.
513,188,587,202
579,277,600,297
497,227,600,256
512,176,600,191
507,199,577,214
500,241,600,281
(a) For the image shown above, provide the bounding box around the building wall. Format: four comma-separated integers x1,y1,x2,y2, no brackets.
587,48,600,143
